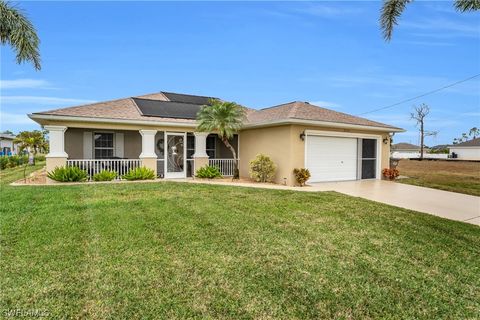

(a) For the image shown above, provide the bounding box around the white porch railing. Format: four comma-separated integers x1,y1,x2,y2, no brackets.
209,159,238,176
67,159,142,180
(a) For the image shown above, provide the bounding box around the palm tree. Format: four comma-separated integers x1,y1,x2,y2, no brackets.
380,0,480,41
197,99,246,179
0,1,41,70
469,127,479,139
13,130,48,164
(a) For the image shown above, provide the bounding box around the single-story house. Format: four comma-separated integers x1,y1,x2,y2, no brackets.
0,133,18,156
28,91,404,185
449,138,480,160
391,142,429,159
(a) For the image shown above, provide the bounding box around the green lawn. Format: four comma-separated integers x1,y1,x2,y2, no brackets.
396,159,480,196
1,165,479,319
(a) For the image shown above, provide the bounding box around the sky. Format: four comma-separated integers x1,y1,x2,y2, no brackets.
1,1,479,145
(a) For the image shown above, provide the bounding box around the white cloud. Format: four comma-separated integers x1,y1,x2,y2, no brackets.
1,96,96,105
0,112,36,125
0,79,54,89
296,3,364,18
401,18,480,38
309,100,342,109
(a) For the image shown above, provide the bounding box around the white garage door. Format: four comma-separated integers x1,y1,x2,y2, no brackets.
306,136,358,182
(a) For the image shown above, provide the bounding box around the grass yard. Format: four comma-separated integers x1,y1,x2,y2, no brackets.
396,159,480,196
1,164,479,319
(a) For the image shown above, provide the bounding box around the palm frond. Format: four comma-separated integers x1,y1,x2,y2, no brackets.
0,1,41,70
454,0,480,12
196,99,246,139
380,0,411,41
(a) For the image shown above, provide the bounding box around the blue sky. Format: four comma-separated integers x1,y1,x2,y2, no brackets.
1,1,479,145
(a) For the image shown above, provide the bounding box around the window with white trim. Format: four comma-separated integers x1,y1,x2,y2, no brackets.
94,133,114,159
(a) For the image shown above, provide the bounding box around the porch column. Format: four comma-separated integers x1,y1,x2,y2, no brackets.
139,129,157,176
192,132,209,176
45,125,68,182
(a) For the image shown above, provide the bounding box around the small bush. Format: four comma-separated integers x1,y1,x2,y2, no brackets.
382,168,399,180
0,157,8,170
123,167,155,181
93,170,117,181
293,168,311,186
35,154,46,162
47,166,88,182
249,154,276,183
196,165,222,179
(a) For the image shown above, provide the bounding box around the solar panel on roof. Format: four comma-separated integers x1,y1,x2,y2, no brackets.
133,98,204,119
162,92,214,105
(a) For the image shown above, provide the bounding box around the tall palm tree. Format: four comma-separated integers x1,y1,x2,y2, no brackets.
197,99,246,179
380,0,479,41
0,1,41,70
469,127,479,139
13,130,48,164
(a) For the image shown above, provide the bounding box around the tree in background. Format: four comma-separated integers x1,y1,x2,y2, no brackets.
453,127,480,144
410,104,437,160
0,1,41,70
1,130,14,135
13,130,48,164
197,99,245,179
469,127,479,139
380,0,479,41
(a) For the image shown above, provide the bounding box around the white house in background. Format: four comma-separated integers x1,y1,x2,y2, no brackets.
391,143,448,159
391,143,427,159
449,138,480,160
0,133,18,155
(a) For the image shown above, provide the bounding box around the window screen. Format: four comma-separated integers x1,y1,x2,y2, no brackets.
361,139,376,179
94,133,114,159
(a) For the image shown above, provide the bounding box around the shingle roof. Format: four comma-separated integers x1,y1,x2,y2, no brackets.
246,101,402,130
33,92,196,124
452,138,480,147
31,92,402,131
392,143,421,151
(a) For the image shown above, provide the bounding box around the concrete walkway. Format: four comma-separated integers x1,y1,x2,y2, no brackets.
310,180,480,226
182,179,480,226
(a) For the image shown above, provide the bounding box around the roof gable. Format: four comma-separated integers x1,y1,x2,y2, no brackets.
246,101,402,130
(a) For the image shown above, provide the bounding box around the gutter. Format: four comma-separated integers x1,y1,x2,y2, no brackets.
28,113,405,133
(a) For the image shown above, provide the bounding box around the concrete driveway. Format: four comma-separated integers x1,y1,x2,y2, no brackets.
310,180,480,226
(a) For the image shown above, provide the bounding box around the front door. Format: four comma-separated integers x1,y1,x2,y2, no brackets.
165,132,186,178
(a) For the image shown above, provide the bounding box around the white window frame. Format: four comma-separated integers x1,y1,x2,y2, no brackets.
304,130,382,181
93,131,115,159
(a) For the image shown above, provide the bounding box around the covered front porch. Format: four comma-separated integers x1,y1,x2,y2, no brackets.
45,126,239,181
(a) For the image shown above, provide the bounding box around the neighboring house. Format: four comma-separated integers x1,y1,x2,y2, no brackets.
449,138,480,160
389,142,449,159
391,143,423,159
0,133,18,156
29,91,403,185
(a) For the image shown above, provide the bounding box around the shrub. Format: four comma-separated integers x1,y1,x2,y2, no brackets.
9,155,28,167
249,154,276,183
47,166,88,182
34,154,46,162
196,165,222,179
382,168,399,180
93,170,117,182
122,167,155,181
293,168,311,186
0,157,8,170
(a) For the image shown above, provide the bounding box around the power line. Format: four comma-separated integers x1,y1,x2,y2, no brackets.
357,73,480,116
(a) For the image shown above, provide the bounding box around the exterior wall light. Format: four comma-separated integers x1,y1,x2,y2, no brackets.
383,137,389,144
300,132,305,141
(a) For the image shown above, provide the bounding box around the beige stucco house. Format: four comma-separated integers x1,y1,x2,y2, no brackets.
29,91,403,185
